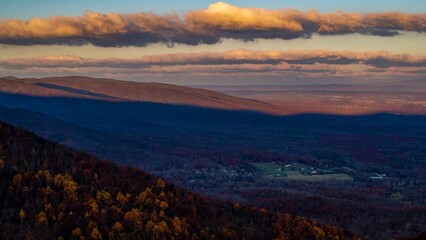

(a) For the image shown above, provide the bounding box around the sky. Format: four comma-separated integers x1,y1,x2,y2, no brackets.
1,0,426,18
0,1,425,85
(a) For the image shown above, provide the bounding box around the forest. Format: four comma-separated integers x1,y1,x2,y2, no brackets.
0,121,360,240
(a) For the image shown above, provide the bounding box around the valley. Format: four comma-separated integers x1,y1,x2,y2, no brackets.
0,77,425,239
201,81,426,115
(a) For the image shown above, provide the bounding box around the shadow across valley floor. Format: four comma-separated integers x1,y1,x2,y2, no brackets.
0,92,425,239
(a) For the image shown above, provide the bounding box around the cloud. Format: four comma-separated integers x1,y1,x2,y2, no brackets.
0,11,206,47
1,49,426,81
2,49,425,69
186,2,426,40
0,2,425,46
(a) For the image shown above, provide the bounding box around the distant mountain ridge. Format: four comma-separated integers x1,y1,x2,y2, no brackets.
0,76,285,114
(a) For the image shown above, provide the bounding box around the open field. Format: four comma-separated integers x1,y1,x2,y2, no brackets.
286,173,353,181
251,162,354,181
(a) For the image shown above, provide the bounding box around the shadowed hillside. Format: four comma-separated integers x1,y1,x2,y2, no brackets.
0,121,354,239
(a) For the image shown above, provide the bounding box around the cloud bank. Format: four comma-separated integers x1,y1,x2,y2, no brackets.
2,49,425,69
0,2,425,47
1,50,425,80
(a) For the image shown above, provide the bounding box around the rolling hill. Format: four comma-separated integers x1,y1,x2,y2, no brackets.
0,76,284,114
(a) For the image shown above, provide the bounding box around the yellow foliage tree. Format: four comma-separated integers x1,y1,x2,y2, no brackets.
313,226,326,239
72,228,82,236
159,210,166,218
124,208,143,228
112,222,123,233
154,220,170,236
12,174,22,187
54,174,78,201
91,227,102,240
44,186,53,195
172,217,185,236
43,170,52,183
116,191,128,205
63,176,78,201
159,191,166,199
156,178,166,189
19,209,25,221
88,199,99,215
37,211,48,227
159,201,169,209
96,190,113,204
145,220,155,233
136,191,148,205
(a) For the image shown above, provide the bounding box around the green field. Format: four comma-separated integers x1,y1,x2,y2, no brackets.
389,192,405,201
251,162,287,177
251,162,354,181
286,173,353,181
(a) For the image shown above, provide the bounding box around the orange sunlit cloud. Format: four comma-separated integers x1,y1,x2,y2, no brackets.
0,2,425,47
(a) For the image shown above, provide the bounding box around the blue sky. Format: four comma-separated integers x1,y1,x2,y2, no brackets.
1,0,426,19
